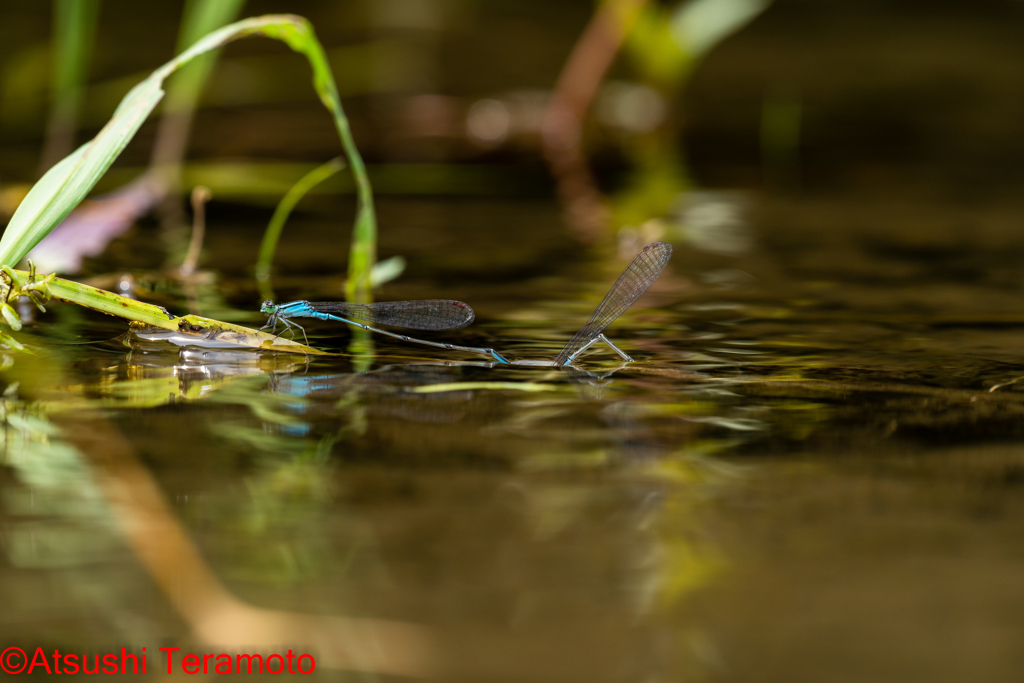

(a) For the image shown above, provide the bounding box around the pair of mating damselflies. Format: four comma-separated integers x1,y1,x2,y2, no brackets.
260,241,673,366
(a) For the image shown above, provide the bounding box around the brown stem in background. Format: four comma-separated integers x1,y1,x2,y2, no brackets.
40,100,79,176
149,108,195,230
180,186,211,277
541,0,647,243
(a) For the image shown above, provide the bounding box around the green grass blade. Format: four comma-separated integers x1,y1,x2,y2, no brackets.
40,0,102,171
0,83,163,267
256,156,345,297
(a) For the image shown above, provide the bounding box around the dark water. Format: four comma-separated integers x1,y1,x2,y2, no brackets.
5,193,1024,682
5,1,1024,681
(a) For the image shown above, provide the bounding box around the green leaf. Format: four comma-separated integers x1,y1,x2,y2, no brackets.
670,0,771,61
0,330,25,351
5,268,327,356
0,14,376,302
1,303,22,331
369,255,406,288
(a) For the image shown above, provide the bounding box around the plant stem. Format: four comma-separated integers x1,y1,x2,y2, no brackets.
256,157,345,299
7,268,325,355
180,185,211,276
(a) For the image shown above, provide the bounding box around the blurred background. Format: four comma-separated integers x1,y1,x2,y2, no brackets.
5,1,1024,682
4,0,1024,220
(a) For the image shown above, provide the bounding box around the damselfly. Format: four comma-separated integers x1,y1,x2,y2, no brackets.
260,299,510,363
553,241,673,366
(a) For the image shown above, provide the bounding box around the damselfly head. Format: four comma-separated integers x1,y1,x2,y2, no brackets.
260,300,276,314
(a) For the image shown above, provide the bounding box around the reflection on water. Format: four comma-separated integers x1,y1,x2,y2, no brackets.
3,189,1024,681
5,0,1024,677
0,208,771,679
8,194,1024,681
